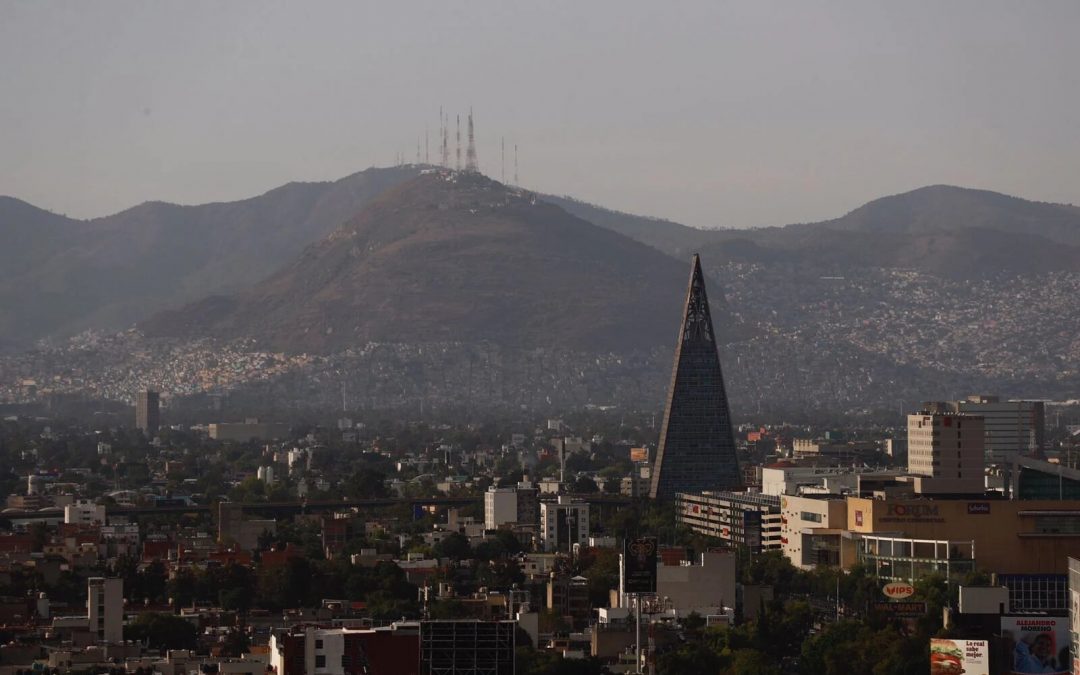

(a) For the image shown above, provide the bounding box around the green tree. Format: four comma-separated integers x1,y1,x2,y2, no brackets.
572,476,599,493
657,641,723,675
344,468,390,499
433,533,472,561
126,613,198,650
728,649,781,675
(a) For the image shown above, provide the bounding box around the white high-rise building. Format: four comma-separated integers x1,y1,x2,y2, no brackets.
485,487,518,530
64,500,106,525
87,577,123,643
540,496,589,552
907,411,984,494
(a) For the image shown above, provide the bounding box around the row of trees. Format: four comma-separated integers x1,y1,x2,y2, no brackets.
654,550,955,675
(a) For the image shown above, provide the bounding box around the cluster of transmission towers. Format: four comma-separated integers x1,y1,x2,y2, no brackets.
396,108,519,185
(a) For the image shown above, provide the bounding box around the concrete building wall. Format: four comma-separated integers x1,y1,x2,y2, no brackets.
312,628,345,674
540,497,589,552
87,577,122,644
761,466,863,497
957,398,1045,464
675,491,781,552
136,390,159,435
780,495,848,569
65,500,106,525
657,551,736,612
484,488,518,530
907,412,984,492
847,496,1080,574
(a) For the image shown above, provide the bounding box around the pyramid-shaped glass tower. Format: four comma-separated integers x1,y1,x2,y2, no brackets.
649,255,741,500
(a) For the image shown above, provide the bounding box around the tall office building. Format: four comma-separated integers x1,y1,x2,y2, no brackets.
485,487,518,530
87,577,123,643
650,255,741,500
484,482,539,530
136,390,160,435
540,496,589,552
956,395,1045,464
907,411,984,493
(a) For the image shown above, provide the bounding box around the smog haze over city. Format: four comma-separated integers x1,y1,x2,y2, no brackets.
2,3,1080,675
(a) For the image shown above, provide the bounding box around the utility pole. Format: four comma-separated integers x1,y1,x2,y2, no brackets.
635,594,642,674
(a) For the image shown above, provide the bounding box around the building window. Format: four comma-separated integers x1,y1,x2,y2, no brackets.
315,655,326,668
1033,515,1080,535
315,639,324,649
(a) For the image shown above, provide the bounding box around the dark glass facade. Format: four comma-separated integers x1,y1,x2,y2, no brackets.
1016,466,1080,500
650,255,741,500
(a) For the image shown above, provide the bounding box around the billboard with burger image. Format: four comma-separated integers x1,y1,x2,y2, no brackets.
930,639,989,675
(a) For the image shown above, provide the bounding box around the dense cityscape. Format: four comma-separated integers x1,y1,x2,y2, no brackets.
2,253,1080,675
3,4,1080,674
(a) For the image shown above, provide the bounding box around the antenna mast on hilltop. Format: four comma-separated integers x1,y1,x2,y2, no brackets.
501,137,505,182
514,144,519,184
440,107,449,168
425,127,429,164
455,115,462,171
465,108,479,173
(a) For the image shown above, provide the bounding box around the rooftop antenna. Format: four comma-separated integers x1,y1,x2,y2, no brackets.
455,114,462,171
514,144,519,184
425,126,429,164
416,137,420,165
465,108,478,173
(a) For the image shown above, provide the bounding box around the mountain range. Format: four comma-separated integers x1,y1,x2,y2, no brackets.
0,166,419,345
139,172,724,353
3,168,1079,413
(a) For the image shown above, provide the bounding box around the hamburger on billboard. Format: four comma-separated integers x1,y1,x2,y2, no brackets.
930,639,988,675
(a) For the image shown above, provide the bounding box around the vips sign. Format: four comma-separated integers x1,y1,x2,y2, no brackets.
882,582,915,599
931,639,989,675
622,537,657,594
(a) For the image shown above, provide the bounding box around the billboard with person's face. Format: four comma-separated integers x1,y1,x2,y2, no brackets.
930,639,989,675
1001,616,1070,675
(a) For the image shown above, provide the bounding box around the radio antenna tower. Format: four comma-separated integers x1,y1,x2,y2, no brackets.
425,126,429,164
501,137,505,182
465,108,478,173
514,144,519,184
416,137,420,165
455,114,462,171
440,107,449,168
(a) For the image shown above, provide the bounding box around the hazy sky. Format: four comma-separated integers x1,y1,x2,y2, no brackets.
2,1,1079,228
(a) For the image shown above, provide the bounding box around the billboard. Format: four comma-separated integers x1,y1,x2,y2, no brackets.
622,537,657,594
1071,590,1080,675
1001,616,1070,674
930,639,989,675
630,447,649,462
871,601,926,618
